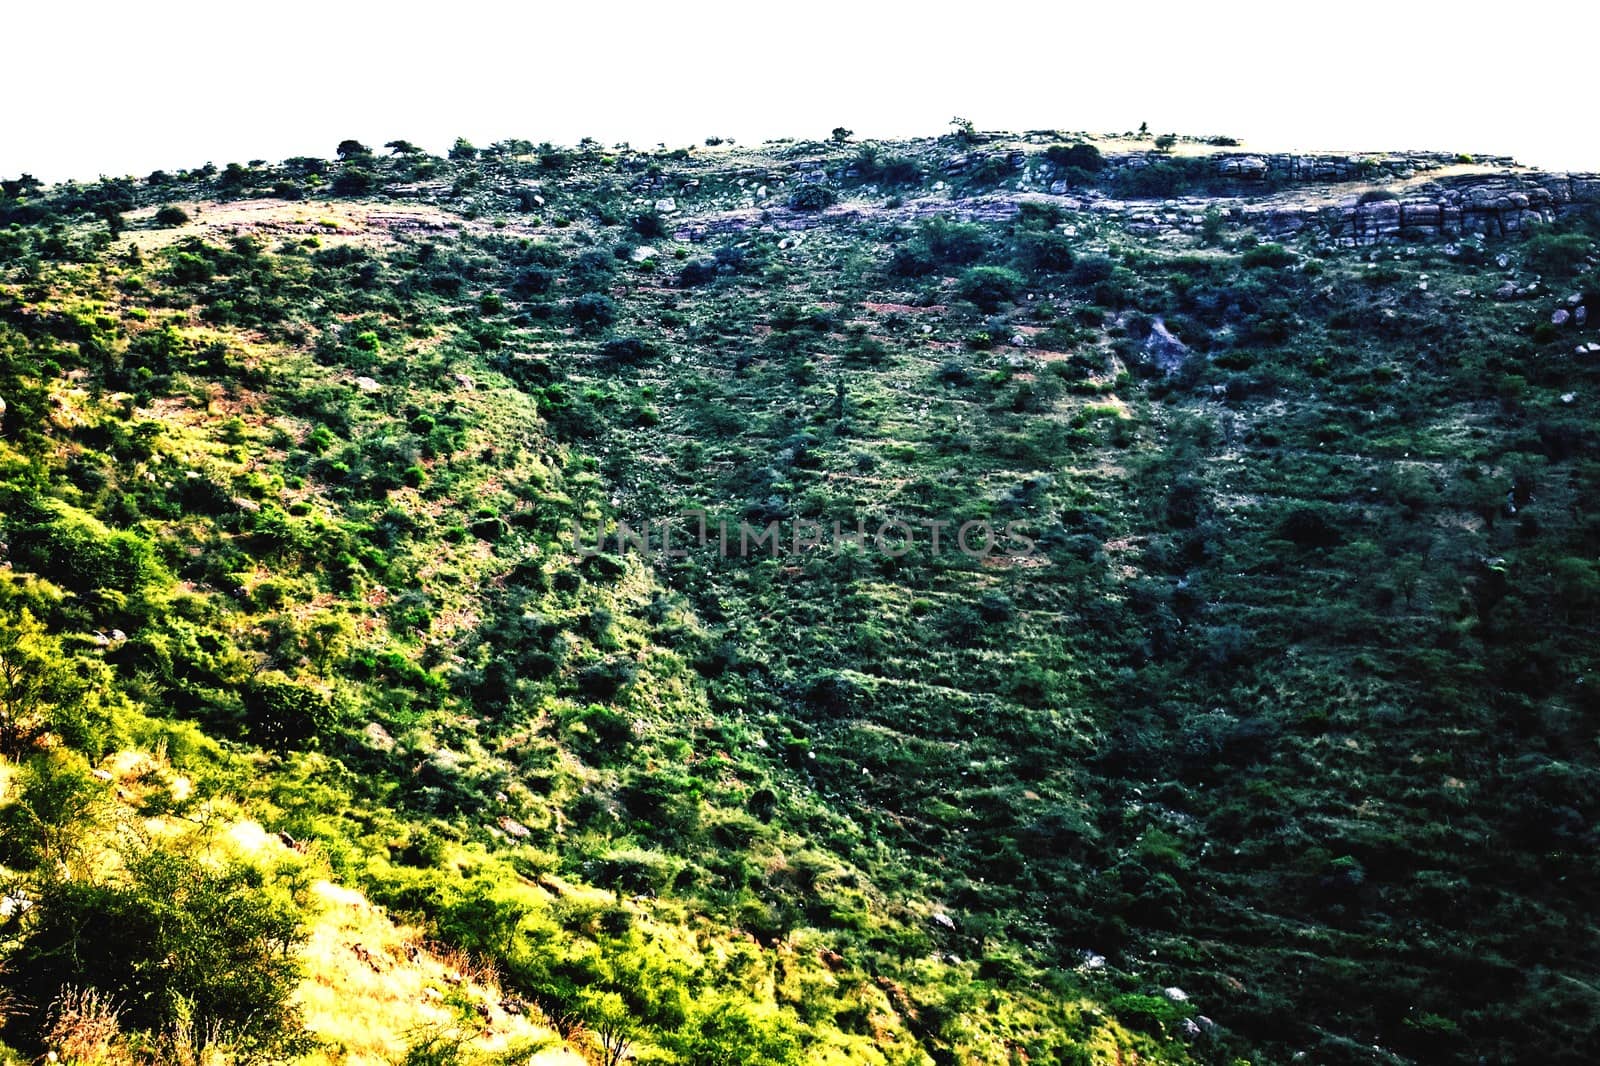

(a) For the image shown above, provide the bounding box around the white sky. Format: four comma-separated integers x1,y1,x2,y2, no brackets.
5,0,1593,183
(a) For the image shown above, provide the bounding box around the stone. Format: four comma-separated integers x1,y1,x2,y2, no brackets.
362,721,396,752
354,376,382,393
1181,1019,1203,1039
629,245,657,262
1553,309,1572,326
1163,986,1190,1002
1577,306,1588,325
1142,316,1191,375
931,912,957,930
1494,282,1518,300
498,817,532,839
654,197,677,214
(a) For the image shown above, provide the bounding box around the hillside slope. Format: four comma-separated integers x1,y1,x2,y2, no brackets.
1,129,1597,1065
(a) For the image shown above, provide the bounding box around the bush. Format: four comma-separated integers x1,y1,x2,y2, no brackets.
243,675,339,750
1013,229,1075,273
1241,243,1297,269
630,212,666,238
153,205,189,227
1523,230,1592,276
8,499,162,596
788,184,837,211
332,168,376,196
6,847,308,1060
571,292,619,329
957,266,1026,311
922,218,990,266
1045,143,1104,173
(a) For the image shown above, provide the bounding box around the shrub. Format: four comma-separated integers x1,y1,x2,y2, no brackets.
7,847,308,1060
788,184,836,211
8,499,162,595
601,337,658,363
1523,230,1592,275
922,218,990,266
1241,243,1297,269
331,168,375,196
630,212,666,238
957,266,1026,311
153,205,189,227
571,292,619,329
1013,229,1075,273
243,674,339,750
1045,143,1104,172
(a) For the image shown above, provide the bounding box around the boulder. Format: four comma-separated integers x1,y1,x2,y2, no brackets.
1553,308,1572,326
1142,317,1191,375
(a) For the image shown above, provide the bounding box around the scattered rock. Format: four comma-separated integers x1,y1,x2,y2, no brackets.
931,912,957,931
353,376,382,393
654,197,677,214
1494,282,1518,300
629,245,657,262
1163,986,1190,1002
498,816,532,839
1577,306,1589,325
1552,308,1571,326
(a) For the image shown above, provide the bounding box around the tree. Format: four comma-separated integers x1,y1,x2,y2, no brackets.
950,116,977,143
335,139,370,159
448,137,478,162
830,126,854,143
578,990,637,1066
384,139,423,156
1154,133,1178,153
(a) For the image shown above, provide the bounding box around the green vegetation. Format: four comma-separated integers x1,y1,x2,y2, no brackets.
0,129,1597,1066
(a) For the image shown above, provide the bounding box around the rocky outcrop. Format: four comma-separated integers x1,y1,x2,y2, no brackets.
1251,173,1600,244
672,164,1600,249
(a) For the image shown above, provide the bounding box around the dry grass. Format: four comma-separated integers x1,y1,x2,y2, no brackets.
294,880,584,1066
43,986,124,1064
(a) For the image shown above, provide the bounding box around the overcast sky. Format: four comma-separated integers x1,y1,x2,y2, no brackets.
5,0,1592,183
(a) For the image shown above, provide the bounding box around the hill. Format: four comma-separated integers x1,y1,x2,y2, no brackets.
1,126,1597,1065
